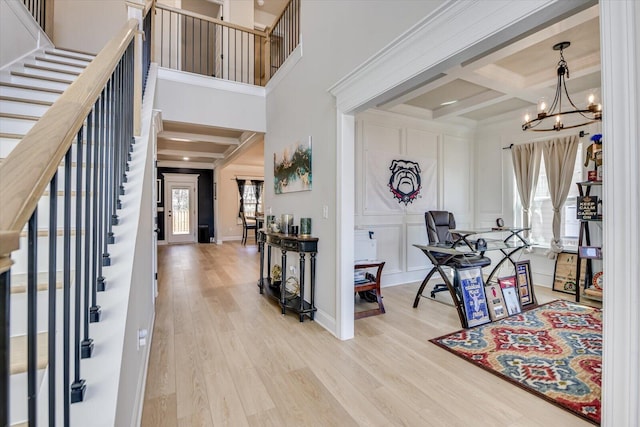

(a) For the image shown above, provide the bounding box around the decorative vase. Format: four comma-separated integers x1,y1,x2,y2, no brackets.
281,214,294,234
300,218,311,237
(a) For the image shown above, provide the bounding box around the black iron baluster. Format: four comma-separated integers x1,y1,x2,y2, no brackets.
191,16,195,73
97,86,107,292
71,130,86,404
106,75,115,250
0,268,9,427
92,93,104,310
27,210,37,425
48,173,58,425
63,148,71,425
82,110,94,358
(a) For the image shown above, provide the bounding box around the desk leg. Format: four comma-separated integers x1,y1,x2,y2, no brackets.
281,249,287,315
413,267,439,308
486,247,523,284
299,253,306,322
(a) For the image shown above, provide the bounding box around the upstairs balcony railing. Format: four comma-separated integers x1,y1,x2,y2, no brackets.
21,0,51,36
154,0,300,86
154,3,269,86
268,0,300,78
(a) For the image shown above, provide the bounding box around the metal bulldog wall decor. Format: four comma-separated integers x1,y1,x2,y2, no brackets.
388,159,422,205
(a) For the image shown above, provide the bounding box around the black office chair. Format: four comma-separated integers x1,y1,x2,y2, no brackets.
413,211,492,306
425,211,459,297
240,212,257,245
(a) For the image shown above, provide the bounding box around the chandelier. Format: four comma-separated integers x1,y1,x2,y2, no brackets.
522,41,602,132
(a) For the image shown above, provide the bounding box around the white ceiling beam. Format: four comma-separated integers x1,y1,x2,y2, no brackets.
216,132,263,168
157,131,240,146
157,160,214,169
157,149,225,159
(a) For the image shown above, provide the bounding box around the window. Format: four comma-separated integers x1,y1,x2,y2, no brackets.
237,180,263,221
527,143,583,248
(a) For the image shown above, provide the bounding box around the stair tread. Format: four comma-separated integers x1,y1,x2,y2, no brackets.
34,57,87,70
10,332,48,375
0,95,54,106
44,50,93,63
51,47,96,58
11,71,74,85
19,229,84,238
23,63,81,77
10,272,72,294
0,112,40,121
10,280,64,294
0,82,64,94
0,132,25,139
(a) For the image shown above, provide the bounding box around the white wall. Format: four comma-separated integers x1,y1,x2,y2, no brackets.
0,0,52,68
264,0,445,329
355,109,475,286
155,68,266,132
53,0,127,54
474,108,602,287
223,0,253,28
218,164,263,241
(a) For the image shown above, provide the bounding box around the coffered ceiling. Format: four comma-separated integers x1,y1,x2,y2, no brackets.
380,5,601,125
157,4,600,169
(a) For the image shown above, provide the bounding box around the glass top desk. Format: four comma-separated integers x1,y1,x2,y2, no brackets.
450,227,530,284
413,227,530,328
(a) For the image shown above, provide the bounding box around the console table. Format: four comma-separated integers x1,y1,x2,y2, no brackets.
257,230,318,322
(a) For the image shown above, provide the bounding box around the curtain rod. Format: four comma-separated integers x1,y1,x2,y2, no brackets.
232,175,264,181
502,130,590,150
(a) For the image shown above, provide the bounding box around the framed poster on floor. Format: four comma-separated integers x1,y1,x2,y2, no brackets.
515,260,536,307
485,283,508,321
552,251,586,294
457,267,491,328
498,276,521,316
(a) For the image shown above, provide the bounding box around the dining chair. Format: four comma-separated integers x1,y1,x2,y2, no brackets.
240,212,257,245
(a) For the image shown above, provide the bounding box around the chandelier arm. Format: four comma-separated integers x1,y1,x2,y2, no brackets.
562,75,582,111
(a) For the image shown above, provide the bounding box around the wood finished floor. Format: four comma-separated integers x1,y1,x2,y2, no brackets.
141,242,595,427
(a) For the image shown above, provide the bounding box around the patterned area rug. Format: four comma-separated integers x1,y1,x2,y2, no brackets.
430,300,601,425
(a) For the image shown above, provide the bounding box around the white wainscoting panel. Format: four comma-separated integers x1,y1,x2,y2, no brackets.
443,134,472,227
362,122,402,152
406,128,439,214
366,224,403,274
406,222,431,272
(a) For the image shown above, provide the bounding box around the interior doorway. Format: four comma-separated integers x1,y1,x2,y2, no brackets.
163,173,199,244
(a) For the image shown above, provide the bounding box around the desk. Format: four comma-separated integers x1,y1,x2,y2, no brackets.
257,230,318,322
354,261,385,319
450,227,530,284
413,229,530,328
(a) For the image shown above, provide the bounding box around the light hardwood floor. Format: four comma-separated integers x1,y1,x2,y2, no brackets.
141,242,596,427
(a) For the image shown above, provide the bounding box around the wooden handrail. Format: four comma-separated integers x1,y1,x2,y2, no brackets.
0,19,138,258
155,3,268,37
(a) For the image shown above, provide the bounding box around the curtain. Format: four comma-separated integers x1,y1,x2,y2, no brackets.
236,178,245,217
542,135,580,259
252,179,264,211
512,142,542,243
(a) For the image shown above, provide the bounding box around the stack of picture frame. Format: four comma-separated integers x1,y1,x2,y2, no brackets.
458,260,537,328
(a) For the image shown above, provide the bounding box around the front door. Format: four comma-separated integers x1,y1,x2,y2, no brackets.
165,178,197,244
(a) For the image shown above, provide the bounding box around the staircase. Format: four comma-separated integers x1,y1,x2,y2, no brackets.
0,46,94,427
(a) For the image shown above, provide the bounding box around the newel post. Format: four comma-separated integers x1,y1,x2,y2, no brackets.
127,0,145,136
